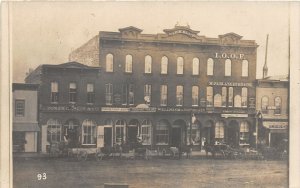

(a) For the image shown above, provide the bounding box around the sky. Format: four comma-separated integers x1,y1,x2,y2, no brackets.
10,1,292,83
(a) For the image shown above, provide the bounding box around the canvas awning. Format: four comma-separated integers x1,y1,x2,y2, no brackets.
13,123,40,132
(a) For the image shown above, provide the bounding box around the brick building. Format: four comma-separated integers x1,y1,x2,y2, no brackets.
70,26,258,150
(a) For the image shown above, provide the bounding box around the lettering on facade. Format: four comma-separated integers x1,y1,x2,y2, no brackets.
221,114,248,118
264,122,288,129
215,53,245,60
208,81,253,87
169,30,198,38
157,107,205,113
41,105,100,112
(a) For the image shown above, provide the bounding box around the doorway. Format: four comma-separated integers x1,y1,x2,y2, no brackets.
104,127,112,147
171,127,181,147
227,121,239,147
128,126,138,144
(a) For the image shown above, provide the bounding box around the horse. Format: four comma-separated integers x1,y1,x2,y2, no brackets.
169,145,192,159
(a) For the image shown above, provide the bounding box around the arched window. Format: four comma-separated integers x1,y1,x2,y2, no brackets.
176,85,184,106
225,59,231,76
177,57,184,74
141,120,152,145
215,121,224,142
222,87,227,107
115,120,126,144
234,95,242,107
214,94,222,107
274,97,282,115
125,55,132,73
261,96,269,114
207,58,214,76
82,119,96,145
192,58,199,75
192,86,199,106
145,55,152,73
240,121,250,145
228,87,233,107
242,60,248,77
241,87,248,107
106,54,113,72
47,119,62,142
161,56,168,74
206,86,213,107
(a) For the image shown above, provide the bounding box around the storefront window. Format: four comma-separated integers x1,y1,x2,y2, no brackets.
115,120,126,144
106,53,113,72
82,120,96,145
145,55,152,73
155,121,169,145
47,119,62,143
240,121,250,145
141,120,152,145
161,56,168,74
192,58,199,75
215,121,224,143
125,55,133,73
187,122,200,145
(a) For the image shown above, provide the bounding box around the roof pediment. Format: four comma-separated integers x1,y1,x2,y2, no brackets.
119,26,143,33
219,32,243,45
57,61,91,69
119,26,143,38
163,25,200,39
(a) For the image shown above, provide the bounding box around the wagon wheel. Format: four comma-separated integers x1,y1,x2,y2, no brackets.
95,151,104,161
77,151,88,161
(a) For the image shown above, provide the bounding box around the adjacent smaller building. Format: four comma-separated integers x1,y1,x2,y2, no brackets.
256,75,289,148
13,83,40,152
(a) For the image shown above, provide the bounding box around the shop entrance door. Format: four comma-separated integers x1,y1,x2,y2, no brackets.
227,121,239,147
171,127,181,147
104,127,112,147
128,126,138,144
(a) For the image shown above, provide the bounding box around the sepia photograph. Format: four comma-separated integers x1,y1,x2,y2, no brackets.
1,1,300,188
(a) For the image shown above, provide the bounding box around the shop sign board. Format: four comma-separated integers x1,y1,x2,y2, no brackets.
221,114,248,118
263,122,288,129
41,105,100,112
208,81,253,87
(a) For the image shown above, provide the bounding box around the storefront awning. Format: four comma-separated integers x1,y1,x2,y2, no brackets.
13,123,40,132
263,121,288,133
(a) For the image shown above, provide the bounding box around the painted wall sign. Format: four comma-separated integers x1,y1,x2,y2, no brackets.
263,122,288,129
169,30,197,38
41,105,100,112
208,81,253,87
215,53,245,59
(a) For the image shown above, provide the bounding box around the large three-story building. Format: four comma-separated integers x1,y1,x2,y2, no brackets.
28,25,259,152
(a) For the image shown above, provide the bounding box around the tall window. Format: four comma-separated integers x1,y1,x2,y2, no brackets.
105,83,113,105
141,120,152,145
15,100,25,117
87,83,95,104
222,87,227,107
161,56,168,74
215,121,224,142
261,96,269,114
240,121,250,145
192,58,199,75
125,55,132,73
176,85,184,106
242,60,249,77
145,55,152,73
156,121,169,145
206,86,213,107
128,84,134,105
115,120,126,144
69,83,77,103
274,97,282,115
207,58,214,76
82,120,96,145
122,84,127,105
234,95,242,107
214,94,222,107
225,59,231,76
160,85,168,106
177,57,184,74
192,86,199,106
106,53,113,72
228,87,233,107
47,119,62,143
241,87,248,107
144,84,151,104
51,82,59,103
